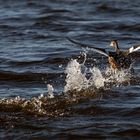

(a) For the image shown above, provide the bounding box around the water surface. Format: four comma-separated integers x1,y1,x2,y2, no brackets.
0,0,140,139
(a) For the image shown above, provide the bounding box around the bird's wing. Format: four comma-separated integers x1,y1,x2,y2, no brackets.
67,37,109,57
127,45,140,54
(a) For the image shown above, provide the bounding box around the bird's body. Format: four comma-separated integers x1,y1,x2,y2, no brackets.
67,38,140,70
108,52,131,69
108,40,132,70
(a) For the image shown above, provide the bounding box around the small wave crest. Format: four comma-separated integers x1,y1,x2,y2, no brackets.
0,95,47,116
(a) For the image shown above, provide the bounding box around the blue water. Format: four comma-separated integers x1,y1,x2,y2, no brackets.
0,0,140,139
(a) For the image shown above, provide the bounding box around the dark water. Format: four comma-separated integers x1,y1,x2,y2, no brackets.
0,0,140,139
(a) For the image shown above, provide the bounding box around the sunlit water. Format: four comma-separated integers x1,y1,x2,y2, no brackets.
0,0,140,139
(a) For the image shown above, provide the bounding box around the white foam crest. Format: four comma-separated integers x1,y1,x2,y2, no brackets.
0,95,48,116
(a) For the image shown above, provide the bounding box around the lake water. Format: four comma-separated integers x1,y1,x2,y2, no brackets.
0,0,140,139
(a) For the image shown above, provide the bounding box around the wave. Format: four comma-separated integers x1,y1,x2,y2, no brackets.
0,87,139,118
97,3,123,13
112,129,140,137
117,24,140,32
0,71,63,82
0,57,139,117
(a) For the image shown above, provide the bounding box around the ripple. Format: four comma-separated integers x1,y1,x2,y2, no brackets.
0,71,63,82
117,24,140,32
0,0,140,139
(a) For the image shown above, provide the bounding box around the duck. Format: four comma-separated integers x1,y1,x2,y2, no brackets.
108,40,131,69
67,37,140,70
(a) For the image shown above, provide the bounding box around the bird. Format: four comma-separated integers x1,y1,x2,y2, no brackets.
67,38,140,70
108,40,131,69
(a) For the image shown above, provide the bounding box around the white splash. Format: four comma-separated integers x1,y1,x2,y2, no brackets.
64,59,88,92
47,84,54,98
105,67,132,83
64,58,132,92
89,67,105,89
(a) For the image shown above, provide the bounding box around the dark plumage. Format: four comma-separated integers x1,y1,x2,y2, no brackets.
108,40,131,69
67,38,140,70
